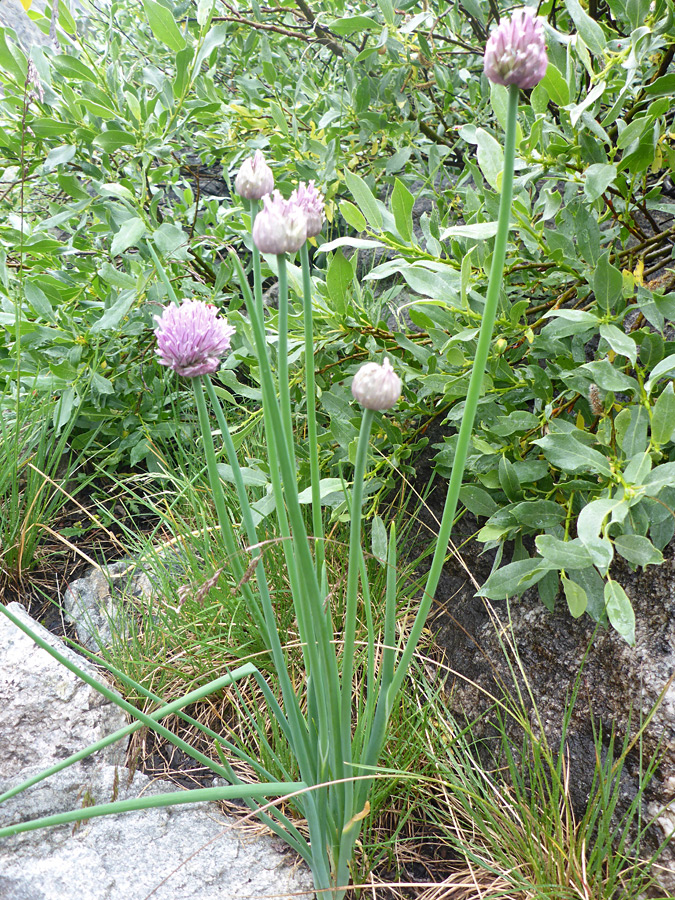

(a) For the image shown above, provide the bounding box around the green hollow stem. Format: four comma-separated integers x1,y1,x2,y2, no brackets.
192,378,265,633
233,247,342,796
369,82,521,744
300,242,324,578
337,406,375,873
202,376,314,776
0,601,257,795
0,782,303,840
276,254,294,461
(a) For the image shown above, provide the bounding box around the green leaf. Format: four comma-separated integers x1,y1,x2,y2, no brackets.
44,144,76,172
599,323,636,365
52,55,98,82
562,575,587,618
459,485,498,517
99,183,136,203
646,353,675,393
474,128,503,192
643,462,675,496
111,218,147,256
644,73,675,96
94,130,137,153
593,252,623,312
582,359,639,395
24,283,56,323
498,457,521,502
538,569,559,611
326,250,353,316
535,535,594,569
615,405,648,455
540,63,569,106
440,221,502,240
391,178,414,243
577,498,616,573
480,558,555,600
97,263,136,289
584,163,617,202
371,515,387,566
533,433,612,477
90,291,137,334
510,501,566,528
344,170,382,229
194,23,228,71
327,15,378,35
569,567,606,622
143,0,187,52
565,0,606,55
613,534,663,567
604,579,635,645
651,382,675,446
297,478,344,505
153,223,189,260
216,463,268,487
338,200,367,233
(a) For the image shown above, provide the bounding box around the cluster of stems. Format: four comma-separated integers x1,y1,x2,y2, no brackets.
0,81,522,899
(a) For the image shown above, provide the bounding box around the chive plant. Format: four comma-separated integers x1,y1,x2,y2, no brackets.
0,10,549,897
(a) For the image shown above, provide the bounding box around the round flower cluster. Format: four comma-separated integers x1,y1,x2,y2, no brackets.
234,151,325,254
154,300,235,378
483,7,548,90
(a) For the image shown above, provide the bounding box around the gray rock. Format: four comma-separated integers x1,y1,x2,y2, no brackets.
0,603,315,900
0,0,54,51
63,559,154,652
432,547,675,894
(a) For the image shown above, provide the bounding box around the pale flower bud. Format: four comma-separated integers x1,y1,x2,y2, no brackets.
252,190,308,255
483,7,548,90
290,180,325,238
235,150,274,200
351,358,401,411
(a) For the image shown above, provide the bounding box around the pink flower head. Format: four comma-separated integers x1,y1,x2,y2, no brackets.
290,180,325,238
252,190,307,255
351,358,401,411
483,8,548,89
154,300,235,378
235,150,274,200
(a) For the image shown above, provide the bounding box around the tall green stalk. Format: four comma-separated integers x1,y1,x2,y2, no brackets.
300,242,325,579
368,82,521,746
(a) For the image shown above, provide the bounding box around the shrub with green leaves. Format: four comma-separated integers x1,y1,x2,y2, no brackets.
1,0,674,647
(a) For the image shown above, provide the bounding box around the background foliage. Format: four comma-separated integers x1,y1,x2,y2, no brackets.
1,0,674,641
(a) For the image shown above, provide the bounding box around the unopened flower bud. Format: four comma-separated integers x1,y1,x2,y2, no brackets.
252,190,307,255
483,7,548,90
290,180,325,238
351,358,401,411
235,150,274,200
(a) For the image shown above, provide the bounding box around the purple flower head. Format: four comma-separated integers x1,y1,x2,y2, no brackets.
351,358,401,411
154,300,235,378
252,190,308,255
484,7,548,89
235,150,274,200
290,180,325,238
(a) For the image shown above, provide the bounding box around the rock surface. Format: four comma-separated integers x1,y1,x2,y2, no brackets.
0,603,315,900
429,529,675,893
62,559,154,652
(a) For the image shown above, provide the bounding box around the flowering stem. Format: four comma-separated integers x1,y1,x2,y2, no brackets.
300,242,325,579
249,199,264,317
378,83,521,720
276,253,295,462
